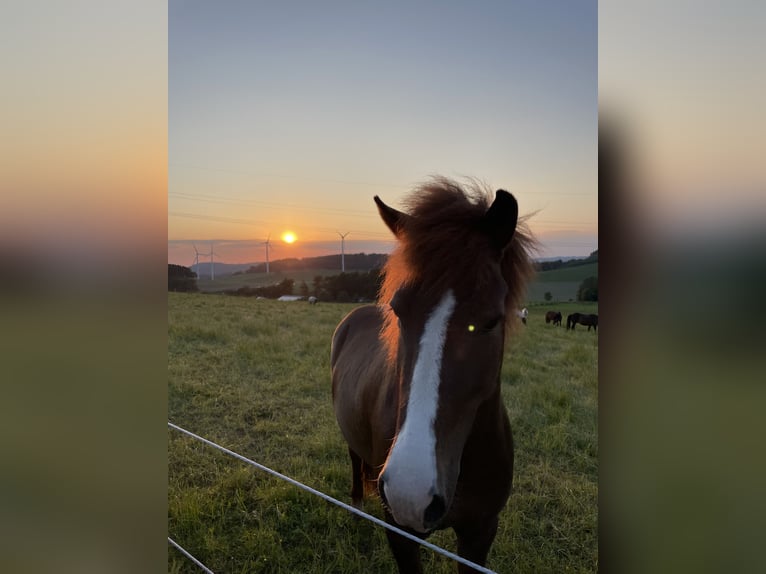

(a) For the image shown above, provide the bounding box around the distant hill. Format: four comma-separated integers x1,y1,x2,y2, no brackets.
191,262,254,277
526,250,598,302
535,250,598,272
192,252,387,278
535,256,587,263
234,253,387,275
191,250,598,279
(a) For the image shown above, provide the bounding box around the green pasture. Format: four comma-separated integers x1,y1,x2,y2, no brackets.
536,262,598,283
196,269,345,293
525,262,598,303
168,294,598,573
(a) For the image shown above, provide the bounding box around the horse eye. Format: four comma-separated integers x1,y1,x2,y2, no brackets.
466,316,502,333
389,291,406,317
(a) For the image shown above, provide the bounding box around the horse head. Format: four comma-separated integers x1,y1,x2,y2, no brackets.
373,187,523,533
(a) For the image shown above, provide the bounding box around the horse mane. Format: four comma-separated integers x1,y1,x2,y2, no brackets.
379,176,538,354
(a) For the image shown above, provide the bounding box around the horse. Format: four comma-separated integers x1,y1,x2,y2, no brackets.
566,312,598,332
516,307,528,325
308,296,318,305
331,177,536,573
545,311,562,326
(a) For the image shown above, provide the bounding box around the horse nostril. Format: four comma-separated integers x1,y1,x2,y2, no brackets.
423,494,446,527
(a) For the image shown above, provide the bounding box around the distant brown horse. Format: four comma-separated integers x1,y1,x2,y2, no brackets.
566,312,598,332
545,311,562,326
331,178,535,573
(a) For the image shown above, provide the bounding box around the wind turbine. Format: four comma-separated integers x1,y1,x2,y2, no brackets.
209,241,216,281
338,231,350,272
192,242,210,277
192,242,216,280
261,235,273,274
192,243,201,274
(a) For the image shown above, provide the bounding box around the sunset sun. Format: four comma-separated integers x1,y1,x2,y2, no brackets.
281,231,297,244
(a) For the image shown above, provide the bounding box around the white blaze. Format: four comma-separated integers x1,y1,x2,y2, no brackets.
382,289,455,531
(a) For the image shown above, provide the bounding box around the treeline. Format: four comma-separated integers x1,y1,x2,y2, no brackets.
221,270,383,302
311,270,383,302
537,249,598,272
234,253,387,275
223,278,296,299
168,264,198,292
577,276,598,301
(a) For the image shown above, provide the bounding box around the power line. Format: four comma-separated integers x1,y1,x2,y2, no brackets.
170,192,597,226
168,421,497,574
169,211,596,244
168,537,215,574
169,191,380,219
168,163,412,190
169,211,396,241
170,200,596,234
168,163,595,197
169,211,271,227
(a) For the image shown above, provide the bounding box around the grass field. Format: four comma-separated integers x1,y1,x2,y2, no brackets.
525,262,598,303
196,269,342,293
168,293,598,573
536,262,598,283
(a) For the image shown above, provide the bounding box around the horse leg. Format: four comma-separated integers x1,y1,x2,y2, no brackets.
383,509,424,574
454,516,499,573
348,447,365,508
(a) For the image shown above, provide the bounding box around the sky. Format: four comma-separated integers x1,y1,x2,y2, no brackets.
168,1,597,267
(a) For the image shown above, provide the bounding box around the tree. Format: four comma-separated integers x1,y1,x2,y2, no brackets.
544,291,552,302
312,275,324,296
276,278,294,296
168,264,198,292
577,276,598,302
299,280,309,297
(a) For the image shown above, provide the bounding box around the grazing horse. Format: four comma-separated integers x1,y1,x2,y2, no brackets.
331,178,535,573
566,312,598,332
516,307,528,325
545,311,562,326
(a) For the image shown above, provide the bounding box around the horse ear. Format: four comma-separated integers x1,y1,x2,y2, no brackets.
374,196,409,237
482,189,518,252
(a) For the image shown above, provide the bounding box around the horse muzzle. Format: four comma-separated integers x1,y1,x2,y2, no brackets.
379,472,448,532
